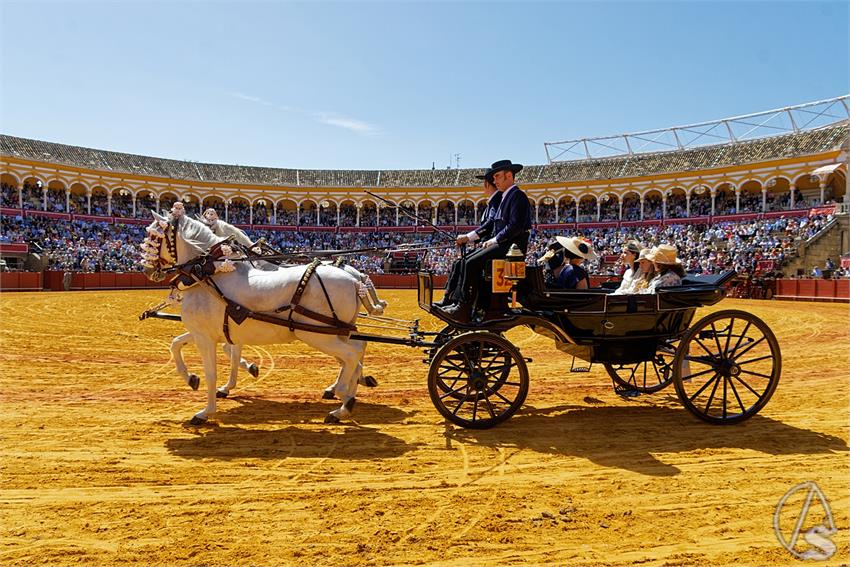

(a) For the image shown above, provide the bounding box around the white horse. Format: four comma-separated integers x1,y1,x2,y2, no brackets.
142,210,372,425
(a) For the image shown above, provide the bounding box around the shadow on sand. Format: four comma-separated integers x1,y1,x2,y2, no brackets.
165,396,418,461
447,398,848,477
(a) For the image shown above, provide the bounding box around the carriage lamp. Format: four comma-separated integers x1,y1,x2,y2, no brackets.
504,244,526,310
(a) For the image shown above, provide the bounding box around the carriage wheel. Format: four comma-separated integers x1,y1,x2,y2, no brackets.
673,310,780,424
428,332,529,429
603,339,678,394
432,326,510,400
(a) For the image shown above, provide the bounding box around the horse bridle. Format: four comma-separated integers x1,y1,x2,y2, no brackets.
145,219,179,281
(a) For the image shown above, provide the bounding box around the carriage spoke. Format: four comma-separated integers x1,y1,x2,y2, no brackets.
472,396,479,421
722,374,728,419
451,388,471,416
491,389,514,405
732,375,763,398
735,354,773,366
727,374,747,414
680,366,718,381
685,355,716,367
695,337,718,359
722,318,735,357
704,373,722,414
688,372,720,403
710,322,726,358
482,390,497,418
439,383,467,400
728,335,766,360
739,369,774,380
727,321,752,356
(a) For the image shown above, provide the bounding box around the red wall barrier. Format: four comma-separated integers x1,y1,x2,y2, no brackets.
0,272,42,290
775,278,849,301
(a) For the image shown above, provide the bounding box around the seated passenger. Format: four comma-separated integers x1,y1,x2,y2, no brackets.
630,248,657,294
646,244,685,292
541,236,597,290
612,240,642,295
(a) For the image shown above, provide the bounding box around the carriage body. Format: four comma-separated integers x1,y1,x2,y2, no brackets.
417,266,781,429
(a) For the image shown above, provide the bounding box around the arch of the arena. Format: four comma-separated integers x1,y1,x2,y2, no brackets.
45,179,67,213
134,188,157,218
110,187,134,217
620,191,640,221
398,199,416,227
537,196,556,224
665,187,687,219
159,192,179,214
276,199,298,225
457,199,475,225
642,189,663,221
319,199,338,227
180,194,201,218
21,176,44,211
0,172,21,208
201,195,226,219
359,200,378,227
417,199,434,226
436,199,455,226
577,194,597,223
599,192,619,221
712,182,737,215
763,176,791,213
557,195,576,223
299,199,318,226
68,182,88,214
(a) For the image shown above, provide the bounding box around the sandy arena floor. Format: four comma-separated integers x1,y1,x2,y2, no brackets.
0,289,848,566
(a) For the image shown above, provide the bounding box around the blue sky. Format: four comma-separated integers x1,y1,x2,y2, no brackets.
1,1,847,170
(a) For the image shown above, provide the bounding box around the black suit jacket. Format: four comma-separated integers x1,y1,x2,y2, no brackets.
474,191,503,241
492,185,532,248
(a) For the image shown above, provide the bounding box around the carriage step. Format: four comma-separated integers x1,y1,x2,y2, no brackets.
570,356,592,373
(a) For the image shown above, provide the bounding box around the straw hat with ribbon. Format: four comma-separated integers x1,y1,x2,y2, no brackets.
646,244,681,265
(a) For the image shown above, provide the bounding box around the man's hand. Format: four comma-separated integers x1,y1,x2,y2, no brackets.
483,238,498,248
456,235,470,247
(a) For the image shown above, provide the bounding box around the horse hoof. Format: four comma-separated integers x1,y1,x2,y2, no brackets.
324,414,340,424
188,374,199,391
344,397,356,412
189,415,207,426
322,389,336,400
248,363,259,378
362,375,378,388
216,390,229,399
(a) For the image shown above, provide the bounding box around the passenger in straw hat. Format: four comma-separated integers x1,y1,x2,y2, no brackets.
646,244,685,293
541,235,597,290
629,247,657,294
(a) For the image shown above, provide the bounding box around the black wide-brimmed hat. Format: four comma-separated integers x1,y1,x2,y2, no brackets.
489,159,523,175
474,170,494,181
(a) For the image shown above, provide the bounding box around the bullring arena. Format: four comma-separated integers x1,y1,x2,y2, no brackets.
1,97,849,566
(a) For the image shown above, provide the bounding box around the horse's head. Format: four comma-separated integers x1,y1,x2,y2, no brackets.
140,211,178,282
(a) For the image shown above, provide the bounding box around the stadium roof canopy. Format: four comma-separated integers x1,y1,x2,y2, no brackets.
544,95,850,163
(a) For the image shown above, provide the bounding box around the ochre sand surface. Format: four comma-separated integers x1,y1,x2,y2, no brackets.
1,290,848,566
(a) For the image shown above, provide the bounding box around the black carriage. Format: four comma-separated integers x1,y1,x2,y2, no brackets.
415,264,781,429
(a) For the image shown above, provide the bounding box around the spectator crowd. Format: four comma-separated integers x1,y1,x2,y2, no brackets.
0,210,842,278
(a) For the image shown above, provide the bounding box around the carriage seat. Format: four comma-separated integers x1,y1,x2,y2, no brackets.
517,266,610,311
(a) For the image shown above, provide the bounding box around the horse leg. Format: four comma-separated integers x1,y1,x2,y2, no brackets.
355,340,378,388
218,344,241,398
364,276,388,310
170,332,200,390
189,335,218,425
297,333,364,423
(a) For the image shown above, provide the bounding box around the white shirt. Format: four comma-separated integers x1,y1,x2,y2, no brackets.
465,191,502,242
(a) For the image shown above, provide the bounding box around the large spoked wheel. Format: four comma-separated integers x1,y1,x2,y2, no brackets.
604,339,679,394
432,325,509,400
673,310,781,424
428,332,529,429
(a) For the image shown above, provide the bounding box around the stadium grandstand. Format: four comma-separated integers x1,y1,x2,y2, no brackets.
1,96,848,298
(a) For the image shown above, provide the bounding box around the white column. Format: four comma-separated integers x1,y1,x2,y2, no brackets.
710,190,716,216
536,203,540,224
662,197,667,219
65,191,70,213
132,195,137,217
42,188,48,211
453,203,457,225
336,205,340,227
356,205,361,227
554,201,559,223
249,204,254,225
272,202,277,225
86,192,92,214
761,188,767,212
225,201,229,222
735,190,740,214
315,204,320,225
575,201,579,222
685,194,691,217
819,182,826,205
639,197,645,220
618,199,623,221
789,184,796,209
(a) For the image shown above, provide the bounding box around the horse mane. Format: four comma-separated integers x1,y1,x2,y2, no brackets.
176,214,224,257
